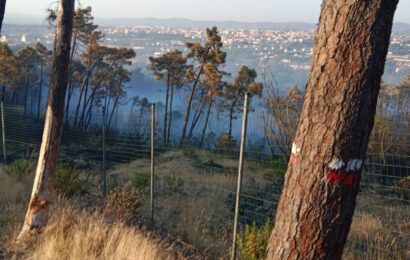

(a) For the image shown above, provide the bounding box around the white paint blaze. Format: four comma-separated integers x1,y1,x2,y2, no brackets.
346,159,363,172
292,142,301,155
328,158,345,170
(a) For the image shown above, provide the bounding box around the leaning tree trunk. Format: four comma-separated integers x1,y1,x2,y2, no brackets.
181,47,210,144
266,0,399,259
0,0,6,35
18,0,74,238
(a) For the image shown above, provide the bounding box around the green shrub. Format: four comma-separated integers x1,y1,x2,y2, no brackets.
3,159,35,181
237,221,272,260
133,172,151,189
54,164,89,196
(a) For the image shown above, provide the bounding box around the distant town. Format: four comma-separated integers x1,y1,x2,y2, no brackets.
2,23,410,88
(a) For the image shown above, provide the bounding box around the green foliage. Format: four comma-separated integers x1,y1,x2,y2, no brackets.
54,164,89,196
3,159,35,181
133,172,150,189
237,221,272,260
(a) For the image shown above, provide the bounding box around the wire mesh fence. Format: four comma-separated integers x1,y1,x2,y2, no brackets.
0,97,409,259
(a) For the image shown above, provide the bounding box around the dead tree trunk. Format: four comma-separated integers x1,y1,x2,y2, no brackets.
19,0,74,238
266,0,399,259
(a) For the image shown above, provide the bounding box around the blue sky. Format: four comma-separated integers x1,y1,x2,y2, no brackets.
5,0,410,23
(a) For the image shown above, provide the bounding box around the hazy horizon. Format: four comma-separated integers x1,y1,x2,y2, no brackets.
4,0,410,24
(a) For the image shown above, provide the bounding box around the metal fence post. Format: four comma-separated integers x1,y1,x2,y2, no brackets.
231,93,249,260
150,103,156,225
1,102,6,164
101,106,107,196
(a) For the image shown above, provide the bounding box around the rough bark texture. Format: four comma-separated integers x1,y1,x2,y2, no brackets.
0,0,6,35
266,0,398,259
19,0,74,238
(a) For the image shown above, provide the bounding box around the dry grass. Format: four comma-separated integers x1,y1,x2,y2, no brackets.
344,196,410,260
5,208,191,260
109,149,250,257
0,165,199,260
1,148,409,259
110,149,410,259
0,168,33,244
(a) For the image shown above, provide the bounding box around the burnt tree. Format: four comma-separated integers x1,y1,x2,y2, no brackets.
19,0,75,238
266,0,399,259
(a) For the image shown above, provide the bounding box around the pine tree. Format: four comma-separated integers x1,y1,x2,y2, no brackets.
181,27,226,144
148,50,188,144
224,66,263,139
266,0,399,258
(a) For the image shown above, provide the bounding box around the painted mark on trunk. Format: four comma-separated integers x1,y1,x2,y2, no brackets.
289,142,301,165
327,158,362,186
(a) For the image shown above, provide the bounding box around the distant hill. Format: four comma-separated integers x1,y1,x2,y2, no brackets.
3,13,410,32
3,13,48,25
393,22,410,34
95,17,317,30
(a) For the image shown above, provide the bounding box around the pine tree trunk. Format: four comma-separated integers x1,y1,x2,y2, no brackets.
64,32,78,125
266,0,398,259
23,79,29,116
163,73,170,144
181,48,210,144
18,0,74,238
228,99,237,138
107,96,119,129
167,83,174,143
200,96,212,147
0,0,6,35
37,64,43,118
73,82,84,126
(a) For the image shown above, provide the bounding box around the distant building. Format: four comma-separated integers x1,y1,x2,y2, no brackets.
21,34,27,43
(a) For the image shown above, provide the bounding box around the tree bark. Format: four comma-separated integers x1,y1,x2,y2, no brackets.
266,0,399,259
0,0,6,35
19,0,74,238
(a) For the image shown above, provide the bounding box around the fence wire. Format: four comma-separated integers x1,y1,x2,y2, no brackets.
0,102,408,259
